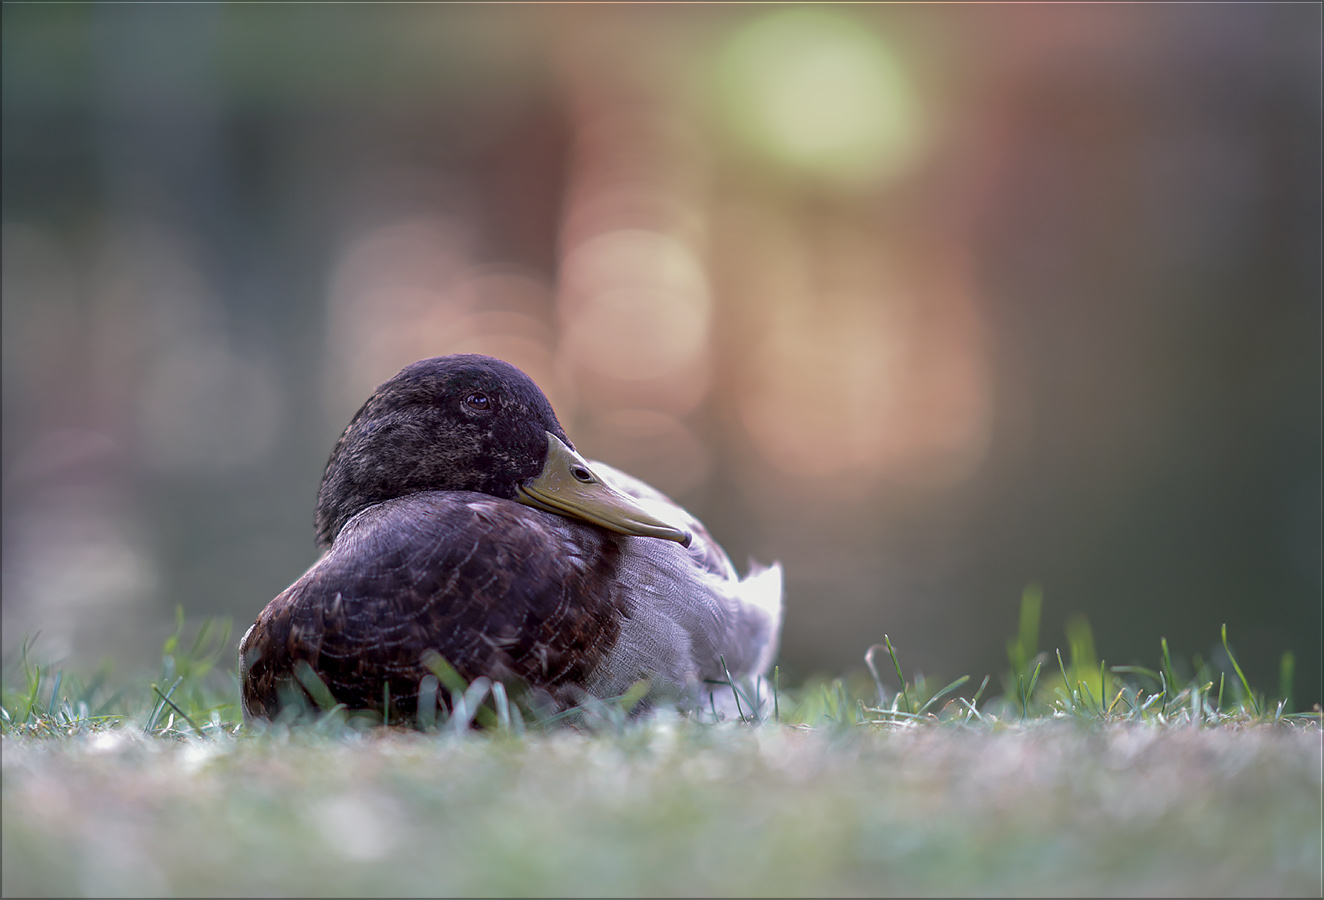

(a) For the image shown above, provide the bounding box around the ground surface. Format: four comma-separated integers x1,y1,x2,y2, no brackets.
3,719,1320,897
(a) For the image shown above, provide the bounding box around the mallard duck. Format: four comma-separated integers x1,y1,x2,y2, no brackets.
239,354,782,722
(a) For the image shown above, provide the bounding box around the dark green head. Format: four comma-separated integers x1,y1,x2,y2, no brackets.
314,354,690,550
314,355,571,548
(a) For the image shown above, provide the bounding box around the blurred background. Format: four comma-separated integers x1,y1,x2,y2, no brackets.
3,4,1320,706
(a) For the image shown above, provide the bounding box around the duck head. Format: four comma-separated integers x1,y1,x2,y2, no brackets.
314,354,692,549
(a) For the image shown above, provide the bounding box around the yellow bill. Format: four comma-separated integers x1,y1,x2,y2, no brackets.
517,433,692,546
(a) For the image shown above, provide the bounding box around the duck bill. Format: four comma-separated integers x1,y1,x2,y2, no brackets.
517,433,692,546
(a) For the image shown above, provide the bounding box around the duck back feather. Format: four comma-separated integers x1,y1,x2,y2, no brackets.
241,493,629,720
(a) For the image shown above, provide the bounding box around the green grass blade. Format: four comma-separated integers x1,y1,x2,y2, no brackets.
293,660,340,713
416,675,439,730
491,680,511,732
1026,660,1043,708
454,677,492,733
617,679,651,717
970,674,990,707
1078,678,1099,717
1111,665,1162,688
916,675,970,715
145,677,183,732
1221,624,1260,716
1278,650,1295,713
422,652,469,697
1160,637,1178,695
152,684,208,738
883,635,912,715
1055,648,1075,713
718,655,747,722
47,669,62,718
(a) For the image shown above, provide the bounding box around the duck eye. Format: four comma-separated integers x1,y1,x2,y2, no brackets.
570,465,594,483
464,392,491,411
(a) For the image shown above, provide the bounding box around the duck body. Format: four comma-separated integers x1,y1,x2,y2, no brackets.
240,355,782,722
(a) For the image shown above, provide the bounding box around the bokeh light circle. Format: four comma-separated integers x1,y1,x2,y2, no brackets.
718,9,925,186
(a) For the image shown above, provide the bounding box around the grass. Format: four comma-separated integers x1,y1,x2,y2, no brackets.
3,591,1321,897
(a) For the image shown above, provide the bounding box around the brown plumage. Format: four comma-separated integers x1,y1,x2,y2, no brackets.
239,354,782,723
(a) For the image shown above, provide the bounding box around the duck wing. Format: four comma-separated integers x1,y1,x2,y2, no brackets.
240,492,627,721
583,462,784,712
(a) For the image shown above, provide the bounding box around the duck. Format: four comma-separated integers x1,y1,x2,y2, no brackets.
239,354,782,723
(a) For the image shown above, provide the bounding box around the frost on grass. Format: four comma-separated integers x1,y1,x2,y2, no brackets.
3,720,1320,898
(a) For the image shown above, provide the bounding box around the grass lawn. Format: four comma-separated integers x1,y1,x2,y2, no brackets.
4,604,1321,897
